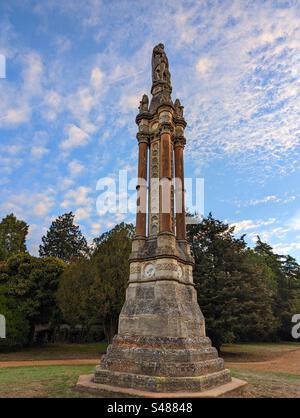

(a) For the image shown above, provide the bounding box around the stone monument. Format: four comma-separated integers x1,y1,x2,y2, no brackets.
77,44,247,397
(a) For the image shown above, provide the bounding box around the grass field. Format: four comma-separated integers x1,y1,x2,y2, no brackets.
0,365,98,398
0,342,107,362
0,342,299,398
221,341,299,362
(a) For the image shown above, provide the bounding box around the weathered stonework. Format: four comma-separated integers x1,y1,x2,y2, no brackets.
77,44,247,397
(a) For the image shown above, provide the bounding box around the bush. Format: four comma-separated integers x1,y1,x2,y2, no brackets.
0,293,30,351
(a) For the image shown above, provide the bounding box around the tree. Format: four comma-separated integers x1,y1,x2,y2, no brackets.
39,212,88,262
0,214,28,261
254,238,300,340
0,290,30,350
187,213,278,350
57,259,97,339
90,222,134,342
0,253,65,345
57,222,134,343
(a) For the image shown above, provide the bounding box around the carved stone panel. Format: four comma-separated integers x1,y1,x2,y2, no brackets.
149,140,160,237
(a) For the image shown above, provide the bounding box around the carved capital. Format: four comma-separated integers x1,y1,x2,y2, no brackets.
136,132,150,144
159,122,174,135
173,135,186,148
173,117,187,128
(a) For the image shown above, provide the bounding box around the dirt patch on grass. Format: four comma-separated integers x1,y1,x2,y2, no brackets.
225,345,300,397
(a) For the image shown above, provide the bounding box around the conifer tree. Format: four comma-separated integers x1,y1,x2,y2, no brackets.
0,214,28,261
39,212,88,262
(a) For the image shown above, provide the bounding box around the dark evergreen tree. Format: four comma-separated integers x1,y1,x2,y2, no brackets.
187,214,278,350
39,212,88,262
0,214,28,261
254,238,300,340
57,222,134,343
89,222,134,343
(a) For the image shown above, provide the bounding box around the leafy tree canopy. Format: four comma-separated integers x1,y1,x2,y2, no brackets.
0,253,65,345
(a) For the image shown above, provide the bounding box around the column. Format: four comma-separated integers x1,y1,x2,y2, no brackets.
159,125,172,233
174,136,186,240
135,133,148,237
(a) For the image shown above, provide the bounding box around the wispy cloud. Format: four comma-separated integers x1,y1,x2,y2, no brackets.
231,218,277,233
60,125,90,150
1,0,300,259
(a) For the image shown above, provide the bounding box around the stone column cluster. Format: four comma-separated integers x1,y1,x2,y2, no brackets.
135,103,187,241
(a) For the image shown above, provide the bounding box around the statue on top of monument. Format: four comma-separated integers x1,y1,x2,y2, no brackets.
138,94,149,113
152,43,171,85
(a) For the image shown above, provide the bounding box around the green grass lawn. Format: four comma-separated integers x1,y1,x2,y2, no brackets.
221,341,300,362
0,342,108,362
0,363,299,398
0,365,99,398
0,342,299,397
231,368,300,398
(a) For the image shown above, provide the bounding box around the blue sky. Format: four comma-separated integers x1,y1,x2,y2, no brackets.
0,0,300,260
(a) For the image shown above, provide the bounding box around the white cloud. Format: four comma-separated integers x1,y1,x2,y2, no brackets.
0,51,44,128
246,226,290,243
43,90,62,121
236,194,297,208
31,146,49,158
61,186,93,222
68,160,85,177
59,177,75,190
74,206,92,221
231,218,276,233
91,221,103,236
287,211,300,231
5,144,23,155
0,156,23,175
90,67,104,91
61,186,92,208
249,195,278,206
60,125,90,150
273,242,300,255
22,52,43,96
3,107,30,125
33,197,54,217
119,94,139,110
0,189,55,219
196,57,214,76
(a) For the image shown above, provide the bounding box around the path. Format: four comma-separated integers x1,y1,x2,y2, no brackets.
1,348,300,375
226,348,300,375
0,359,99,368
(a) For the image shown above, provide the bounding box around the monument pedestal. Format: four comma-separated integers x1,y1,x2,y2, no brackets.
76,236,247,397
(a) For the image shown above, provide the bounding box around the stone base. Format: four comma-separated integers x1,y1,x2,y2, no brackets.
76,374,248,398
95,335,233,392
